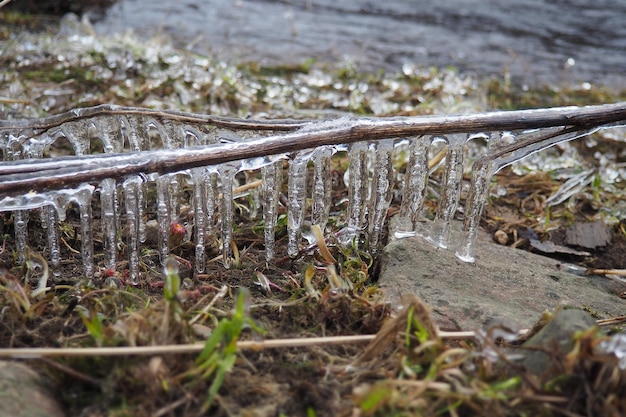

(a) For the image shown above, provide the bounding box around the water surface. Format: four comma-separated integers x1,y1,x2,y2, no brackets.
97,0,626,87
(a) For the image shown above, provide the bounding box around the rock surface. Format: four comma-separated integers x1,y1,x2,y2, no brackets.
0,360,66,417
377,223,626,331
520,309,597,377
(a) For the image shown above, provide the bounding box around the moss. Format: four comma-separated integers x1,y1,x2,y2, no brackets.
485,76,626,110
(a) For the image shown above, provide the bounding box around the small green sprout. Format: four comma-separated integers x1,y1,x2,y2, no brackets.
191,287,265,412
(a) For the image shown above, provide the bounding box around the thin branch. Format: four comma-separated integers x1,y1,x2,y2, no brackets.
3,314,620,358
0,103,624,195
37,357,101,386
0,330,479,358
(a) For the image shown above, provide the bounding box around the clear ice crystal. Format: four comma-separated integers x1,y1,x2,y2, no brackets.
344,142,369,243
192,168,208,273
123,176,143,284
428,134,466,249
59,120,91,155
287,151,309,257
218,163,238,268
0,107,622,281
262,161,283,261
43,206,61,271
100,178,118,270
368,140,395,249
311,146,333,233
396,136,430,235
156,175,172,263
596,334,626,370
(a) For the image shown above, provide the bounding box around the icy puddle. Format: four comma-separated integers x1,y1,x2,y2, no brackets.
0,103,624,281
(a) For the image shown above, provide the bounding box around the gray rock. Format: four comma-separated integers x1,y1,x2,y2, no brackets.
0,360,66,417
565,220,611,249
377,222,625,331
520,308,597,377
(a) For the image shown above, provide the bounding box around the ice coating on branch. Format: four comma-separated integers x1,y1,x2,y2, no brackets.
0,107,622,281
455,128,596,262
1,184,99,278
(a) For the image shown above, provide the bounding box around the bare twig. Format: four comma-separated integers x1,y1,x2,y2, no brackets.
152,393,194,417
596,316,626,327
586,268,626,277
0,103,624,195
0,331,479,358
9,314,624,358
37,357,101,386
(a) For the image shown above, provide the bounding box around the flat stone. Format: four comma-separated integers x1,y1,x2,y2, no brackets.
377,222,626,331
520,309,597,377
0,360,66,417
565,220,611,249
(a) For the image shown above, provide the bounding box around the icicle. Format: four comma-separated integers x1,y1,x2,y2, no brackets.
262,161,283,261
192,168,208,274
76,186,95,279
137,179,147,244
123,176,143,284
60,120,90,155
455,128,591,262
249,181,260,219
99,178,118,269
161,119,186,149
44,206,61,273
368,140,395,250
428,134,466,249
218,165,237,268
121,116,143,151
287,152,309,257
311,146,333,233
396,137,430,236
341,142,369,245
156,175,172,264
89,117,122,153
168,174,184,228
13,211,29,263
205,172,219,235
5,135,29,263
455,158,497,263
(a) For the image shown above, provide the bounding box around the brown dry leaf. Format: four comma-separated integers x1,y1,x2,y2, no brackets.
351,294,436,366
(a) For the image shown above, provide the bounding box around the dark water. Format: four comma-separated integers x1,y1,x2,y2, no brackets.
96,0,626,87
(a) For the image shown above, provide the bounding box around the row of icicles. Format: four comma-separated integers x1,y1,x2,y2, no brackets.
0,114,596,283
